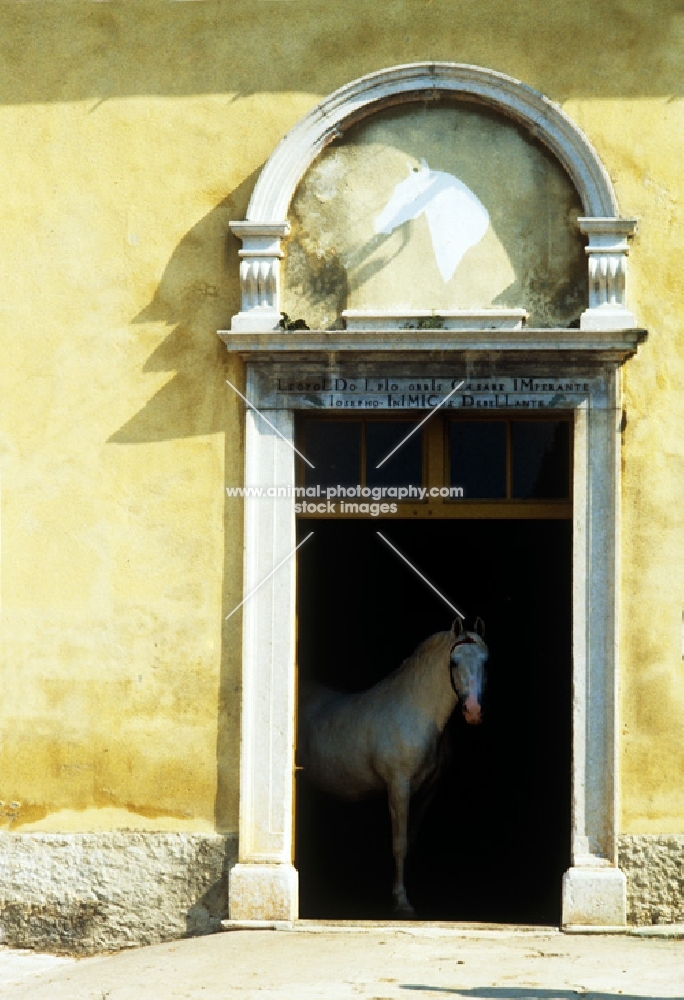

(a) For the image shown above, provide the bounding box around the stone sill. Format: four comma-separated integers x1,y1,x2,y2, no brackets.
222,920,560,935
221,920,684,938
218,327,647,366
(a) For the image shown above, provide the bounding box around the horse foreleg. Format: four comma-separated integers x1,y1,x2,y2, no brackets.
408,728,452,848
387,778,414,917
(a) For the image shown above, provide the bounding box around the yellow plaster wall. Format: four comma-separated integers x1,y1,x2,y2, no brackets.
0,1,683,834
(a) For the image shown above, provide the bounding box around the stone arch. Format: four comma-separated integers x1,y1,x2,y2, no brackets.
247,62,617,222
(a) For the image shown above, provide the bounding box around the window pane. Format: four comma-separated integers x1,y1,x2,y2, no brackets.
303,420,361,489
449,421,506,499
366,421,423,488
512,421,570,499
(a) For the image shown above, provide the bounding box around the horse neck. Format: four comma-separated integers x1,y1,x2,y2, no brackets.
390,631,457,730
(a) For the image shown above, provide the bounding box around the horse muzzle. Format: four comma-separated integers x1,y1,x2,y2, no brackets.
462,695,482,725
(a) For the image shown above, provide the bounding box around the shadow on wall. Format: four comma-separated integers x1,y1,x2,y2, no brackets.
184,836,237,938
108,170,261,446
1,1,683,105
108,171,262,834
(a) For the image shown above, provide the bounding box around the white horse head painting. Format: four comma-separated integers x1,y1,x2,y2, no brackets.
374,160,490,282
298,617,488,916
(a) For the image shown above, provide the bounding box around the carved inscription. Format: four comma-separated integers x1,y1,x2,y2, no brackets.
263,375,596,410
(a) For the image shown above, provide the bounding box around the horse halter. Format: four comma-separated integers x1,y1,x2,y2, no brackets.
448,634,476,696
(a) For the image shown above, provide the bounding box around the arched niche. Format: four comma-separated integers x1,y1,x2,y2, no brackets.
229,63,637,333
282,100,588,330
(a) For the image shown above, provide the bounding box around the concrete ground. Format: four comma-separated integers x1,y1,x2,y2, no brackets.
1,925,683,1000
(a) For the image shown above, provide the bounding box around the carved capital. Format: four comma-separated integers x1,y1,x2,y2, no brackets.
578,217,638,330
230,221,290,331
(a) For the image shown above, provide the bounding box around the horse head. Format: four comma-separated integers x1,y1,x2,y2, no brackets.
374,160,435,235
449,617,487,725
374,159,490,282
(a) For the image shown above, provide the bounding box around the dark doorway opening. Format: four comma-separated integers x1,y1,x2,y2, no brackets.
295,518,571,924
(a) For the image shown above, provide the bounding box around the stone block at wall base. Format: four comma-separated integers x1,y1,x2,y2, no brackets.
562,866,627,928
619,835,684,926
0,832,237,955
229,863,298,921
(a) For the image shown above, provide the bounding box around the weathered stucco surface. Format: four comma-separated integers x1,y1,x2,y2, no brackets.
0,0,683,939
284,103,586,328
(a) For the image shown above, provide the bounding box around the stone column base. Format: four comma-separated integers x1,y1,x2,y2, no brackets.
562,866,627,928
580,307,637,331
228,863,298,921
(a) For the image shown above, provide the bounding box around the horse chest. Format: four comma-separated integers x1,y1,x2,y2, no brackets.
371,721,441,788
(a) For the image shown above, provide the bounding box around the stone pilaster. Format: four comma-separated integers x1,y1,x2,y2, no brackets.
228,403,298,920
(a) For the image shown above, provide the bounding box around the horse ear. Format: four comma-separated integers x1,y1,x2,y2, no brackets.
451,618,464,638
474,617,485,637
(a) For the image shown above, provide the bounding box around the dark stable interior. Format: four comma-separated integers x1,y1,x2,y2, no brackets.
295,518,572,924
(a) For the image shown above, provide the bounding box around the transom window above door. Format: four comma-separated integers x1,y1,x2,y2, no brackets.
296,414,572,518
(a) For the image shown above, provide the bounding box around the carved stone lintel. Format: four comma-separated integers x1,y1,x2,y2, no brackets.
230,221,290,331
579,217,638,330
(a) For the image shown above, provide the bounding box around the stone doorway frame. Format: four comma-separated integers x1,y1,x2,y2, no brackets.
219,64,645,928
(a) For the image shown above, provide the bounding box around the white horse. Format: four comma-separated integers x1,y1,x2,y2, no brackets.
298,618,488,916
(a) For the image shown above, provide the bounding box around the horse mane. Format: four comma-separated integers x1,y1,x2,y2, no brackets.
386,629,452,686
300,630,453,704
